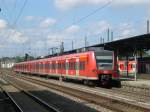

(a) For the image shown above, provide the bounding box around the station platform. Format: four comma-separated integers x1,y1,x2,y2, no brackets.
121,79,150,89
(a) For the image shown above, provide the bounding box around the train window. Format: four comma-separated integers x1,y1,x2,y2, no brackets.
53,63,54,69
46,64,47,69
69,62,75,70
73,62,75,70
58,63,59,69
55,63,57,69
69,62,71,70
58,63,61,69
79,61,85,70
52,63,54,69
40,63,43,69
64,63,66,69
49,63,51,69
76,62,79,70
66,62,69,70
52,63,55,70
70,62,72,70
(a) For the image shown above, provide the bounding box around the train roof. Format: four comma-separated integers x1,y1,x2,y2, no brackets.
15,49,113,64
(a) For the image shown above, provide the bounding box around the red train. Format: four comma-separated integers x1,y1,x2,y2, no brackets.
14,50,119,87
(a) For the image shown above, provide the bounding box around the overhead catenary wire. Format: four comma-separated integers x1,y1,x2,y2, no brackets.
0,0,28,57
1,0,13,23
13,0,28,26
73,0,113,25
51,0,113,50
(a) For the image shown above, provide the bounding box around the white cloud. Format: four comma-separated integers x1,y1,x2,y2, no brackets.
33,40,45,48
114,0,150,6
8,30,28,44
114,23,136,40
96,20,110,32
64,25,80,34
0,44,5,48
0,19,7,29
47,33,67,42
47,25,80,41
54,0,107,10
88,20,111,35
40,18,56,28
54,0,150,10
25,16,35,21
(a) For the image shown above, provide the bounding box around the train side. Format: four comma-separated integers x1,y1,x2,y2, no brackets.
14,51,119,86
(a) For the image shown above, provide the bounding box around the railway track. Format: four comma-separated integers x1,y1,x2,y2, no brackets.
4,74,150,112
15,73,150,103
0,88,19,112
2,75,99,112
1,79,60,112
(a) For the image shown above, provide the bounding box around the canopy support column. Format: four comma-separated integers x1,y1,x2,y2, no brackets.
134,52,137,81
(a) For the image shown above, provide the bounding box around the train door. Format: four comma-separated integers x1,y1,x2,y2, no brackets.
76,58,79,77
45,61,48,74
65,58,69,77
49,61,52,74
61,60,66,76
79,55,87,77
56,61,58,75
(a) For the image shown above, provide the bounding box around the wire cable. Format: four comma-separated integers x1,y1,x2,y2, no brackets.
73,0,113,25
13,0,28,26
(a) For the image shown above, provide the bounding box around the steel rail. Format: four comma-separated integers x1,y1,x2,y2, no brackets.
19,75,150,112
5,79,61,112
3,89,24,112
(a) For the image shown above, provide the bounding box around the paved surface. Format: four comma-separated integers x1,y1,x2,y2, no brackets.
122,79,150,89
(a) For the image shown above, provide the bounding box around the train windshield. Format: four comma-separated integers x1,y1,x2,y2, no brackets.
95,51,113,70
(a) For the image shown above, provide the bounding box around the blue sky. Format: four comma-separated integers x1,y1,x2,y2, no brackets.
0,0,150,57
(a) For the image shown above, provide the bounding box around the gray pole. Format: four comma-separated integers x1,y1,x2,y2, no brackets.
61,42,64,53
107,28,110,42
84,36,87,47
103,38,104,44
100,37,102,44
134,53,137,81
147,20,149,34
72,40,74,50
111,31,113,41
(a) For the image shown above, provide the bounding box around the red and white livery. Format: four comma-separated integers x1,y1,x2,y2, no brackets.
14,50,119,86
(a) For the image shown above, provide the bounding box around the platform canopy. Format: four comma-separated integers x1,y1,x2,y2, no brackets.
91,33,150,55
46,33,150,58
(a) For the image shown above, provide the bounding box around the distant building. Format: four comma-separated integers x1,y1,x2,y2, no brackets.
0,59,15,68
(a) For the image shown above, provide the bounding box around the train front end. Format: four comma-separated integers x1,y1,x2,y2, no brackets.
94,51,119,86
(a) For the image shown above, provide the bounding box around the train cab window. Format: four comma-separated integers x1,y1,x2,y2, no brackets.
95,51,113,70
